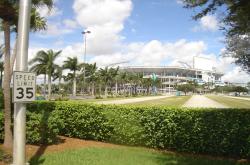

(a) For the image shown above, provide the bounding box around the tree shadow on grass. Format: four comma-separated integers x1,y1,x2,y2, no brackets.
149,152,248,165
29,137,65,165
29,145,47,165
27,102,64,165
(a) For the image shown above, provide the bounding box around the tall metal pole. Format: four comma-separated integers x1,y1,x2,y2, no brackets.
84,33,87,92
82,31,91,95
13,0,31,165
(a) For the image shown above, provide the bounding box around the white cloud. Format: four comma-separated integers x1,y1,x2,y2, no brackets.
222,67,250,83
38,21,73,37
192,15,219,32
88,39,209,67
37,6,62,18
176,0,184,5
30,0,249,83
72,0,132,55
63,19,78,29
29,38,250,83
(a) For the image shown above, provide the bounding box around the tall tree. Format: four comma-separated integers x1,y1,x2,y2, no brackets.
117,71,129,96
99,67,110,97
63,57,82,97
0,62,3,88
223,34,250,73
182,0,250,73
109,67,119,95
0,0,53,149
0,45,3,88
85,63,98,96
29,50,61,99
183,0,250,36
53,66,63,91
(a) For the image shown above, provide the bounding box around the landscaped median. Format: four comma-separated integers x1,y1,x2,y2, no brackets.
1,101,250,158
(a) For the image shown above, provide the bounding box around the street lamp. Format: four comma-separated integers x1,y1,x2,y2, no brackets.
82,30,91,63
81,30,91,95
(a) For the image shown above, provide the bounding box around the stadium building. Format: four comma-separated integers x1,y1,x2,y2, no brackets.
122,57,224,94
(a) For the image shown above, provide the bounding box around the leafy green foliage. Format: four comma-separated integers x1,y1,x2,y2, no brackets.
55,103,112,141
176,84,195,95
26,102,62,144
183,0,250,74
213,85,248,94
0,101,250,157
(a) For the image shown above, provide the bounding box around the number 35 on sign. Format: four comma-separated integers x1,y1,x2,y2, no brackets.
13,71,36,103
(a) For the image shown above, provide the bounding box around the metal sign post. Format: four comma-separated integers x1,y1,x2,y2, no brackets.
13,0,31,165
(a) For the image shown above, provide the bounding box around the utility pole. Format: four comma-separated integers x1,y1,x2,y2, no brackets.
13,0,31,165
81,30,91,95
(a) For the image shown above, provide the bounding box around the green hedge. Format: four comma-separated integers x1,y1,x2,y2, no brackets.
0,101,250,158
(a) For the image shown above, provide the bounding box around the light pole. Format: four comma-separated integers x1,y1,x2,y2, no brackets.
13,0,31,165
81,30,91,95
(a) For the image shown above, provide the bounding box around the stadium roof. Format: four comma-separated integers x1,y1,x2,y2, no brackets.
122,66,224,76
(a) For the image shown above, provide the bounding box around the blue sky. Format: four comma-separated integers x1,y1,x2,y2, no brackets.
24,0,249,83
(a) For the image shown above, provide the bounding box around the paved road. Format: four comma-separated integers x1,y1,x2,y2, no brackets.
183,95,228,108
96,95,172,105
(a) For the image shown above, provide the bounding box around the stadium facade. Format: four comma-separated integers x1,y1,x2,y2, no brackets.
123,66,224,94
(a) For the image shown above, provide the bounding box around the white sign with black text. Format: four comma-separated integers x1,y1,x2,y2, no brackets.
13,71,36,103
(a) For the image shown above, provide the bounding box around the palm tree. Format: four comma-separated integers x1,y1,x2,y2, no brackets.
99,67,110,97
63,57,82,97
53,66,63,91
99,67,119,97
0,0,53,149
29,50,61,99
117,71,129,96
0,45,3,88
85,63,98,96
109,67,119,95
0,62,4,88
142,78,152,95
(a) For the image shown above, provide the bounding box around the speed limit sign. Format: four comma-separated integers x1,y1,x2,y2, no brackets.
13,71,36,103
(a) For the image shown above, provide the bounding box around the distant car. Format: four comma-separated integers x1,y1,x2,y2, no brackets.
234,93,239,96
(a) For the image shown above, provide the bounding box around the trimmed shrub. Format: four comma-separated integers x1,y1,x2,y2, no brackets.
0,101,250,158
55,103,112,141
26,101,63,144
28,101,249,158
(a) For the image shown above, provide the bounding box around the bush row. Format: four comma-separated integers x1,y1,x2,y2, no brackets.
0,101,249,158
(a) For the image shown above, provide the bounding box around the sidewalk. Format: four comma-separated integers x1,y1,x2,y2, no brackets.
183,95,228,108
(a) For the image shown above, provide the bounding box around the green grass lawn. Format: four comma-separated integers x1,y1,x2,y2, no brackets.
29,147,248,165
207,95,250,108
126,96,191,106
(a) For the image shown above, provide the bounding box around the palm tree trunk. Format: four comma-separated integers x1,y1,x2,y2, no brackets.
2,20,13,149
105,85,108,97
0,71,2,88
99,84,102,96
59,78,61,91
10,38,17,76
73,72,76,97
43,74,46,98
91,83,95,96
48,74,52,100
115,80,118,96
